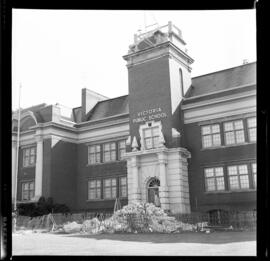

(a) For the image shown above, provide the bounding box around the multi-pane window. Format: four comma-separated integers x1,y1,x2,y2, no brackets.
103,178,117,199
118,140,126,160
23,147,36,167
227,165,250,190
88,145,101,164
119,177,127,197
204,167,225,191
88,180,101,200
252,163,257,188
143,126,159,149
224,120,245,145
103,142,116,162
21,181,34,201
201,124,221,148
247,117,256,142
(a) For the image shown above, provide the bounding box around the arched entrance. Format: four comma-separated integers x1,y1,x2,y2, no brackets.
147,178,160,204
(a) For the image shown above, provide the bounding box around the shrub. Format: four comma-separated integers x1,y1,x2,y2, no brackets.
17,197,70,217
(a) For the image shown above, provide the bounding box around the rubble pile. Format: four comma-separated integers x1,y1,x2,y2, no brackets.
63,203,197,234
63,221,82,233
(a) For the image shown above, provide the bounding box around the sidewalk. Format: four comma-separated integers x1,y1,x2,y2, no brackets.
12,230,256,256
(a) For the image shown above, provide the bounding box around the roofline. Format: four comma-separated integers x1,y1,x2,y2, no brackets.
182,89,256,110
191,61,256,79
72,106,82,110
123,41,194,64
13,103,47,113
94,94,128,105
75,112,129,126
82,88,109,100
183,82,256,101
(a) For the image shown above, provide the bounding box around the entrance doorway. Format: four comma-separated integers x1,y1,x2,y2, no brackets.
147,178,160,204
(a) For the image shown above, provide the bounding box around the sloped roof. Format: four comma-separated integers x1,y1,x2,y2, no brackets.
13,103,47,123
186,62,256,98
72,106,82,123
12,63,256,124
86,95,129,121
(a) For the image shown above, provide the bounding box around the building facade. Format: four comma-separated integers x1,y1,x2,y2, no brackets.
12,22,256,214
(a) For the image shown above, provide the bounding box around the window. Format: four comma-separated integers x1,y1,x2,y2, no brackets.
224,120,245,145
143,126,159,149
103,178,117,199
118,140,126,160
252,163,256,188
201,124,221,148
179,68,184,97
21,181,34,201
227,165,250,190
204,167,225,191
247,117,256,142
119,177,127,197
88,145,101,164
23,147,36,167
103,142,116,162
88,180,101,200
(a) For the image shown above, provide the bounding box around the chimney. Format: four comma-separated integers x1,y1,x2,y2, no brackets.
81,88,108,121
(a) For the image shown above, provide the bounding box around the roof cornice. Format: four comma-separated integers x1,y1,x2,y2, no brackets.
183,82,256,102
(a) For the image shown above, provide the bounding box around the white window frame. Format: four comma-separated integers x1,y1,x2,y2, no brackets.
103,142,116,162
204,167,225,192
227,164,250,190
88,145,101,165
118,140,126,160
252,162,256,188
88,179,101,200
223,120,245,145
22,146,36,167
21,181,35,201
247,117,256,142
119,176,127,198
103,178,117,199
139,121,162,151
201,124,221,148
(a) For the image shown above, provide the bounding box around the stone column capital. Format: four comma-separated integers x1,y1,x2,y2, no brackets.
130,156,139,167
179,148,191,159
35,135,43,143
157,152,168,165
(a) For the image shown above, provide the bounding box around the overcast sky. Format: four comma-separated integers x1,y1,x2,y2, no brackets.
12,9,256,110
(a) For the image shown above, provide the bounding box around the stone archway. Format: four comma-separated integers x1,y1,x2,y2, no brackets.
147,177,160,204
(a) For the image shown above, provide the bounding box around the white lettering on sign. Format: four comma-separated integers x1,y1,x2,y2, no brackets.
132,108,167,123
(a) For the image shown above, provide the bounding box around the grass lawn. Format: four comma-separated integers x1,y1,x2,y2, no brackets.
12,230,256,256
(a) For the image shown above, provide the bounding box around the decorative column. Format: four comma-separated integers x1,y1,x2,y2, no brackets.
34,135,43,200
179,149,191,213
158,152,170,210
131,156,141,202
12,139,17,203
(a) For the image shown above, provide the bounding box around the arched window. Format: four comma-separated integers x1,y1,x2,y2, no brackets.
179,68,184,97
147,178,160,204
148,178,160,188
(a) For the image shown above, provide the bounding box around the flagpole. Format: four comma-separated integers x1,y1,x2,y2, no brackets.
13,83,22,232
143,11,146,33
